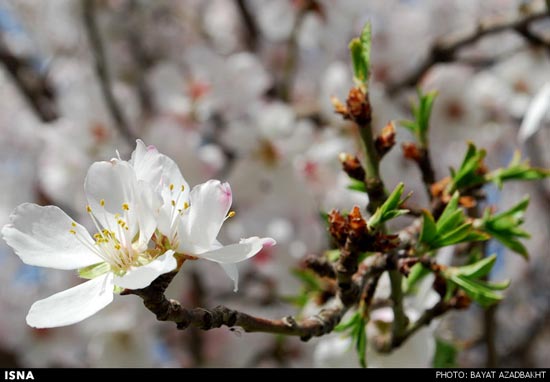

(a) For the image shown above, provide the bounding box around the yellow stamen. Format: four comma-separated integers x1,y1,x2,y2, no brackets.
169,184,174,191
71,222,77,227
100,199,105,207
171,200,176,206
227,211,236,218
86,205,92,213
122,203,130,211
69,229,76,235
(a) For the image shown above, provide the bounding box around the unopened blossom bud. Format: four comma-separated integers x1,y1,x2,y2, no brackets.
346,87,371,125
338,153,366,181
328,209,348,246
402,142,422,162
375,122,396,158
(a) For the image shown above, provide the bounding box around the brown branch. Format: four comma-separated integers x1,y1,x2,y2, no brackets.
123,269,349,342
376,300,450,352
235,0,260,51
388,11,550,94
125,0,155,119
82,0,137,145
304,255,336,279
0,40,58,122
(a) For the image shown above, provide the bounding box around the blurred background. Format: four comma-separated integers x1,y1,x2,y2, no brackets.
0,0,549,368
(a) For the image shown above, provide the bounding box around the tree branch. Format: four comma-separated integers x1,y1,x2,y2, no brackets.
235,0,260,51
0,39,58,122
388,11,550,94
124,272,347,341
82,0,137,145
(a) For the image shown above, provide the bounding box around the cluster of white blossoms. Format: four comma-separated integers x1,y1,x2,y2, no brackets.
1,140,275,328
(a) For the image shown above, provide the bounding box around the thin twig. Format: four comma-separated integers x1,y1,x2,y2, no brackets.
388,11,549,94
235,0,260,51
82,0,137,146
0,39,58,122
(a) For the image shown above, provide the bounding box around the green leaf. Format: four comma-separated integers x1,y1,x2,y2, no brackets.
433,338,458,368
436,192,461,230
367,182,409,228
334,312,362,332
419,210,437,245
487,151,550,189
355,321,367,368
419,191,488,250
480,196,531,259
78,262,110,279
490,232,529,259
349,39,367,84
452,255,496,279
404,263,431,293
449,275,504,307
349,23,371,86
399,89,437,146
449,143,487,192
347,178,367,193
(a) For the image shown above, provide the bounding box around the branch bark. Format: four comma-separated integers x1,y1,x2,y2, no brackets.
82,0,137,145
0,39,58,122
124,270,348,341
388,11,550,94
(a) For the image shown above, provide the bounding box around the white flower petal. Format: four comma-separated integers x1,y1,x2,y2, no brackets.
26,273,114,328
519,82,550,142
1,203,101,269
129,140,163,187
184,180,233,248
85,160,158,247
130,139,189,196
219,263,239,292
114,250,177,290
195,236,276,264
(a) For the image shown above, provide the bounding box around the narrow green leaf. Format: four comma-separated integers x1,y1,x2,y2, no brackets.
368,182,406,228
404,263,431,293
452,255,496,279
484,279,511,290
437,192,460,230
433,338,458,368
355,321,367,368
450,275,503,307
359,23,371,81
436,209,464,236
490,232,529,259
349,39,367,84
347,179,367,193
419,210,437,245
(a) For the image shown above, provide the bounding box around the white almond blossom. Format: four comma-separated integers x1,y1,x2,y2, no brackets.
130,140,276,291
1,159,177,328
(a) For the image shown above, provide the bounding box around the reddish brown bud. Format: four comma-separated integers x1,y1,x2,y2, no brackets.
430,177,451,199
459,196,476,209
347,206,367,233
328,209,348,246
402,142,423,162
476,161,489,176
331,96,349,118
451,290,472,310
375,122,396,158
346,87,371,125
433,274,447,298
339,153,366,181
